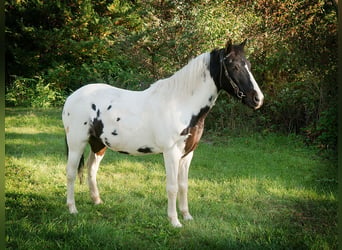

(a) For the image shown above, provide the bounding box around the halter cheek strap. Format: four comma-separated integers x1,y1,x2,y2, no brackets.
219,52,246,99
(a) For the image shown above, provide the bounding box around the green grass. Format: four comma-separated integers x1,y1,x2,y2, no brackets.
5,108,337,249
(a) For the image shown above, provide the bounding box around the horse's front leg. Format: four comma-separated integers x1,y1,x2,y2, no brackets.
178,152,194,221
163,148,182,227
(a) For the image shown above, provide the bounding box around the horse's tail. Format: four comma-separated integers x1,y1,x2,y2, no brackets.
65,136,85,184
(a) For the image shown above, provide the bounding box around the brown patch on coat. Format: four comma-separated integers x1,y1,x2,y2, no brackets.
181,109,209,158
89,135,107,155
96,147,107,156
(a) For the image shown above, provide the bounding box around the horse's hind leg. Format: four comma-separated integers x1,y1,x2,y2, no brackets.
87,147,106,205
66,141,87,214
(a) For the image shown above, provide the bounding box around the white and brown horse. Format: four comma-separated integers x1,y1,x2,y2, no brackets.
62,39,264,227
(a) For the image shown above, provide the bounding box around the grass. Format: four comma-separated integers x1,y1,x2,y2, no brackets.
5,108,337,249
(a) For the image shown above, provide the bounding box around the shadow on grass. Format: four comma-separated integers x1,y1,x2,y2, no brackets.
185,192,337,249
5,186,338,249
6,132,65,160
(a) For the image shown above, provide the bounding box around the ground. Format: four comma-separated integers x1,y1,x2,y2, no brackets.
5,108,337,249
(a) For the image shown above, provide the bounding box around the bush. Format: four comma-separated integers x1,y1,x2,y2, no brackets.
5,0,337,150
5,76,64,108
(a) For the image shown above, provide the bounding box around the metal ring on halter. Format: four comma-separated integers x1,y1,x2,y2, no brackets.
237,90,246,99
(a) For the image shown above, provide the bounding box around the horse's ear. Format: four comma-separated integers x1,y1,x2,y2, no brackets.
239,39,247,48
225,39,233,53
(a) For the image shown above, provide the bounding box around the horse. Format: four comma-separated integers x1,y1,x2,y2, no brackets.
62,39,264,227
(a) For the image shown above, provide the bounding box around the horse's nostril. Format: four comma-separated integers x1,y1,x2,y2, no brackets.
254,96,260,104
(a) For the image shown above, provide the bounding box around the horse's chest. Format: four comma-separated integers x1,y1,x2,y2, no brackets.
181,106,210,157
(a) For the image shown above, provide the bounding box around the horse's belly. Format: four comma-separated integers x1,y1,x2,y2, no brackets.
102,131,163,155
100,115,166,155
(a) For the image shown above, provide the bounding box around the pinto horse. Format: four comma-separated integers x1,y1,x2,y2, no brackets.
62,39,264,227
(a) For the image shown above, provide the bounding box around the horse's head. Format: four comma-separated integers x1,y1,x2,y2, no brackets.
218,39,264,110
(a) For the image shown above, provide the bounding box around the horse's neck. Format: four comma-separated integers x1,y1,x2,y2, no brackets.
148,53,218,109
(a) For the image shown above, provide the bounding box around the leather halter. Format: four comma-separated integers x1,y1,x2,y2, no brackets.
219,52,246,99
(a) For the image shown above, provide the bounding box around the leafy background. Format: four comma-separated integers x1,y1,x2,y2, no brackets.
5,0,337,153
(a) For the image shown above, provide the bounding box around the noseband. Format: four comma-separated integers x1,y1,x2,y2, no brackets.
219,52,246,99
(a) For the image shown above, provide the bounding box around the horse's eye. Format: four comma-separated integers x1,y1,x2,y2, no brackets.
233,65,239,71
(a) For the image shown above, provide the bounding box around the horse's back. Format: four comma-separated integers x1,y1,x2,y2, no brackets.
62,83,168,154
64,84,122,107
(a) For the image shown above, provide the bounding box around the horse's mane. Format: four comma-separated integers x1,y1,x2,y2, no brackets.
149,52,211,96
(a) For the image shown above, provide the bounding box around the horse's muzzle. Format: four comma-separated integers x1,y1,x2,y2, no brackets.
244,90,264,110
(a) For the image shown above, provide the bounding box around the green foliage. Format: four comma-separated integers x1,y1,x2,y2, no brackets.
5,0,337,150
315,107,338,150
304,106,337,154
5,108,338,249
5,77,64,108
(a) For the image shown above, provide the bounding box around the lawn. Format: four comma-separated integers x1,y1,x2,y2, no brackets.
5,108,337,249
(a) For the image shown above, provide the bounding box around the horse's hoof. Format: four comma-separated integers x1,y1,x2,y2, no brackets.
93,197,103,205
183,213,193,221
68,204,78,214
169,217,182,228
172,221,183,228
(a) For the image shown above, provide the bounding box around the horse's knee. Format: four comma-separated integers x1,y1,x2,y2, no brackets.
178,182,188,193
166,184,178,195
